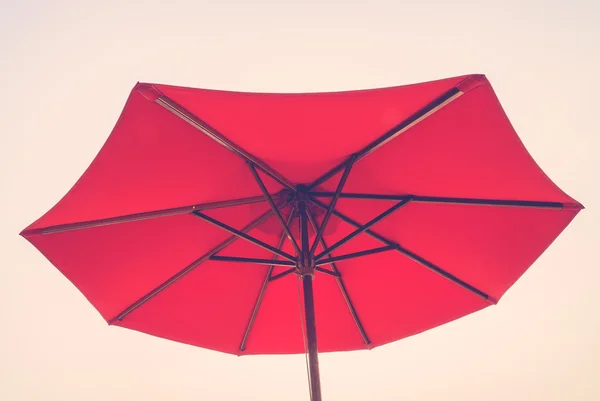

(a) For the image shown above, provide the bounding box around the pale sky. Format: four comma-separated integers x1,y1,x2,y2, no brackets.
1,1,598,400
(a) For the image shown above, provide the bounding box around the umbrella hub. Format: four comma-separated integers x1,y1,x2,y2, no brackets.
252,188,339,237
297,251,315,277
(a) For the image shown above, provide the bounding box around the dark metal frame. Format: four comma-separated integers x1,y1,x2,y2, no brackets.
209,255,296,267
314,198,411,261
315,245,398,266
22,194,284,236
308,197,493,301
193,211,296,262
248,162,301,255
239,209,296,351
307,87,463,190
93,83,576,401
306,209,371,346
155,96,296,191
111,204,287,322
310,158,354,257
309,192,566,209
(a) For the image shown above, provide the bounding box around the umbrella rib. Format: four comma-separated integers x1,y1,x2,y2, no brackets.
315,245,398,266
247,161,301,255
268,268,296,282
309,197,493,302
239,209,295,352
308,86,463,190
193,211,296,262
21,194,282,236
153,92,295,191
209,255,295,267
309,192,567,209
306,209,371,346
110,205,283,323
314,267,341,277
314,198,411,261
309,156,355,257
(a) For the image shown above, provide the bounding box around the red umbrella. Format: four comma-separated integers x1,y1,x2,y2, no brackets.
21,74,582,400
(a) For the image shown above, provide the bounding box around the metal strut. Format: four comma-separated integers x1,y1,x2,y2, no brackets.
308,197,492,302
306,209,371,346
239,208,296,352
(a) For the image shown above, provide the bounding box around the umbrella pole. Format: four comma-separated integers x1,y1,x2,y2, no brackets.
303,275,322,401
298,191,322,401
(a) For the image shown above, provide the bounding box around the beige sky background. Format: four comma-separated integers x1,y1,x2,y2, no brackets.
1,1,598,400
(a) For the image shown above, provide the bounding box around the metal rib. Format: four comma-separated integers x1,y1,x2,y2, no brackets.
394,245,490,301
111,206,282,322
308,87,463,190
310,157,354,256
239,210,295,351
210,255,295,267
314,198,410,261
315,245,397,266
306,209,371,346
308,192,565,209
314,267,341,277
248,162,300,255
268,268,296,282
193,211,296,262
309,197,492,302
23,194,281,237
155,95,295,191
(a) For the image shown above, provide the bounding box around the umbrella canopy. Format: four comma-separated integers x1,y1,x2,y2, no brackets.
21,74,582,400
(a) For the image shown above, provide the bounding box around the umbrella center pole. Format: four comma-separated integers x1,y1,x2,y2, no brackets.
297,188,322,401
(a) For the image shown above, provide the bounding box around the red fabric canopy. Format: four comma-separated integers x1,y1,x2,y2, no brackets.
22,74,582,355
